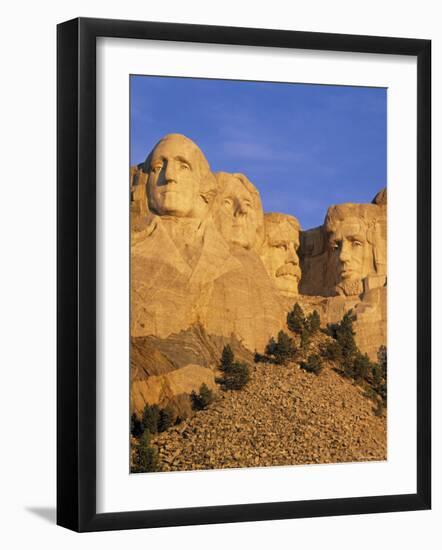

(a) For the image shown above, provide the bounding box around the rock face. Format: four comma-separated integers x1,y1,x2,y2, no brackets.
198,171,286,351
372,186,387,205
131,136,286,353
131,325,254,415
323,203,387,297
298,200,387,361
260,212,301,297
300,202,387,298
130,133,387,417
212,171,265,252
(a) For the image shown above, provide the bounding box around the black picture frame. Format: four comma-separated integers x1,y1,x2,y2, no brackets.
57,17,431,532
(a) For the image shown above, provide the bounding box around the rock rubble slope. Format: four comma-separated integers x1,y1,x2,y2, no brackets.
150,362,386,472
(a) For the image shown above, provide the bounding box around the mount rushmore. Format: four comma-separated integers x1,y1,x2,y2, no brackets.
130,133,387,415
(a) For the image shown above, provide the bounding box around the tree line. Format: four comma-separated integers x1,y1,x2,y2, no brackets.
255,302,387,412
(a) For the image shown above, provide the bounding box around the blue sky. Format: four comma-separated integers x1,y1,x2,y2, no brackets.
130,75,386,230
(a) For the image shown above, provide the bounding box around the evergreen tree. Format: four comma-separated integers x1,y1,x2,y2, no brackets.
325,322,339,339
300,354,323,375
352,352,372,383
130,412,144,438
378,382,387,403
158,406,174,432
261,332,297,364
378,345,387,379
142,404,160,434
132,431,161,473
335,311,357,359
300,330,310,352
265,337,277,357
320,312,388,412
217,347,250,390
321,340,343,362
254,351,267,363
342,355,356,379
275,330,296,365
375,345,387,403
191,383,214,410
218,362,250,390
287,303,305,334
371,363,383,386
220,344,234,371
306,310,321,334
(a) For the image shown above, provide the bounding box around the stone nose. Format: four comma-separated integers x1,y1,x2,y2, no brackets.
339,241,352,263
164,160,178,182
287,244,299,264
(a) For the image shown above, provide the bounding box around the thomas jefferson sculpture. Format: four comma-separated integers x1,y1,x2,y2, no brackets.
212,172,265,251
198,171,285,351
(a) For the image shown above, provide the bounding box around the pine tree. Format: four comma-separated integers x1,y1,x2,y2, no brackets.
217,347,250,390
191,383,214,410
377,345,387,379
300,330,310,352
220,344,234,371
307,310,321,334
218,362,250,390
132,431,161,473
335,311,357,359
352,352,372,383
130,412,144,438
287,303,305,334
342,355,356,378
321,340,343,362
375,345,387,402
325,322,339,339
142,404,160,434
372,363,383,386
158,406,174,432
321,312,388,410
254,351,267,363
265,337,277,357
300,354,323,375
275,330,296,365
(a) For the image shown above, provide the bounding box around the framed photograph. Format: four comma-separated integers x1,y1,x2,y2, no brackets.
57,17,431,532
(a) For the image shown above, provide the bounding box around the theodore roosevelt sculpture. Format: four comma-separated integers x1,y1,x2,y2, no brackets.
260,213,302,297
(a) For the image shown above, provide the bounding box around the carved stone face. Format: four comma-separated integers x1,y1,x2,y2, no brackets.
260,215,301,296
147,135,205,218
214,173,263,250
327,217,371,295
324,203,387,296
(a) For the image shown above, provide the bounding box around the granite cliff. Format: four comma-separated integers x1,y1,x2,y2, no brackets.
130,134,387,426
